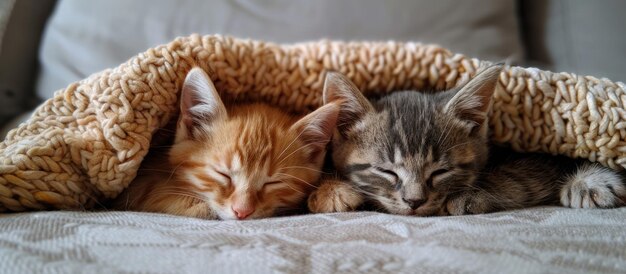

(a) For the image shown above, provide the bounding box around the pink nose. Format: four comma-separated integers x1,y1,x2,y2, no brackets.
231,205,255,220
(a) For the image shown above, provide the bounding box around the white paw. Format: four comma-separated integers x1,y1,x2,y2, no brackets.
560,164,626,208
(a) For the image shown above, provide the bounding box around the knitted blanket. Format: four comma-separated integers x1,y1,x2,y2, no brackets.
1,35,625,211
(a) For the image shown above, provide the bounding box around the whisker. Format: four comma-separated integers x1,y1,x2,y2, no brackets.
437,115,453,146
275,172,318,189
276,141,328,166
148,189,211,204
275,125,308,164
443,141,475,153
350,186,396,204
276,179,306,195
163,160,189,186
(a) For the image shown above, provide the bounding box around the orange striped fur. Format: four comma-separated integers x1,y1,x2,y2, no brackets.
113,68,338,220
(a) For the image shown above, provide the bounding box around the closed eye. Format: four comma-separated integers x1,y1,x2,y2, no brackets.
374,167,398,183
215,171,231,184
262,181,284,191
427,168,449,188
265,181,283,186
431,168,449,177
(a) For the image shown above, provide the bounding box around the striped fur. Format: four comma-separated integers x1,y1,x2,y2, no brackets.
114,68,338,220
309,68,626,216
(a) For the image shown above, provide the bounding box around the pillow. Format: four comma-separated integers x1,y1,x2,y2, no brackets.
36,0,522,100
1,35,624,211
522,0,626,82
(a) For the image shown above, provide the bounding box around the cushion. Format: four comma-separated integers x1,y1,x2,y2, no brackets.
522,0,626,82
36,0,522,100
1,35,625,211
1,208,625,272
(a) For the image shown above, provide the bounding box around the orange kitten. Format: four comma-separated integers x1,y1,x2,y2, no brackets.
114,68,339,220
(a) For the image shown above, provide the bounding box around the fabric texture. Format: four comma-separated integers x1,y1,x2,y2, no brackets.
1,35,626,211
36,0,522,99
522,0,626,82
0,208,625,273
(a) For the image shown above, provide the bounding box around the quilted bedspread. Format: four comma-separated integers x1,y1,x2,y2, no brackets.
1,208,625,273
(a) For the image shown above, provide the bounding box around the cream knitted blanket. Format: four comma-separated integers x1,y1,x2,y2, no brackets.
1,35,625,211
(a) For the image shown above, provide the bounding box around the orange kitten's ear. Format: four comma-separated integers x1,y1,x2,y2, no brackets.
323,72,374,134
290,103,340,158
444,64,503,128
176,67,227,142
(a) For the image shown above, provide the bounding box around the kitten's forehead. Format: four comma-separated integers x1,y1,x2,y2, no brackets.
211,111,318,177
358,91,454,162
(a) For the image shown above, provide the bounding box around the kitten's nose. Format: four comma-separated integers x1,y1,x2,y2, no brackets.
402,198,426,210
231,205,255,220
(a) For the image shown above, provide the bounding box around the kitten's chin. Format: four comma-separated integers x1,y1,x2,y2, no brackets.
387,207,440,217
390,208,415,216
214,209,239,221
414,206,442,217
381,202,444,217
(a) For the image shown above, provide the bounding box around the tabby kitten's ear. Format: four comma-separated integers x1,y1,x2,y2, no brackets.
176,67,227,142
290,103,340,158
444,64,503,129
322,72,374,134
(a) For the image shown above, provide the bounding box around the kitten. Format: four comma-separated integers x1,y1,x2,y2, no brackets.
114,68,339,220
308,67,626,216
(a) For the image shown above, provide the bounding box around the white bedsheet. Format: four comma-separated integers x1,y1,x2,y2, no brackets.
1,208,625,273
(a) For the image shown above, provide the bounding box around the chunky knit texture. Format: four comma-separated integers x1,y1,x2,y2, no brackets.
1,35,625,211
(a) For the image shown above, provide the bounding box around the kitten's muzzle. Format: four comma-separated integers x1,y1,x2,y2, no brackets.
232,205,255,220
402,198,426,210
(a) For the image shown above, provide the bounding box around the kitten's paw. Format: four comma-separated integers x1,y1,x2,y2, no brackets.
446,192,491,215
308,179,363,213
560,164,626,208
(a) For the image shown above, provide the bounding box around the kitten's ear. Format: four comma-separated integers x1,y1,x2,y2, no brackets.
290,103,340,157
176,68,227,142
444,64,503,127
323,72,374,133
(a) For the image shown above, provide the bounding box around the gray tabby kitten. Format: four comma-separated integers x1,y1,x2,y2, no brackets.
308,66,626,216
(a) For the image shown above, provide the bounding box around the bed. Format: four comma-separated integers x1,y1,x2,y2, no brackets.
1,208,625,273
